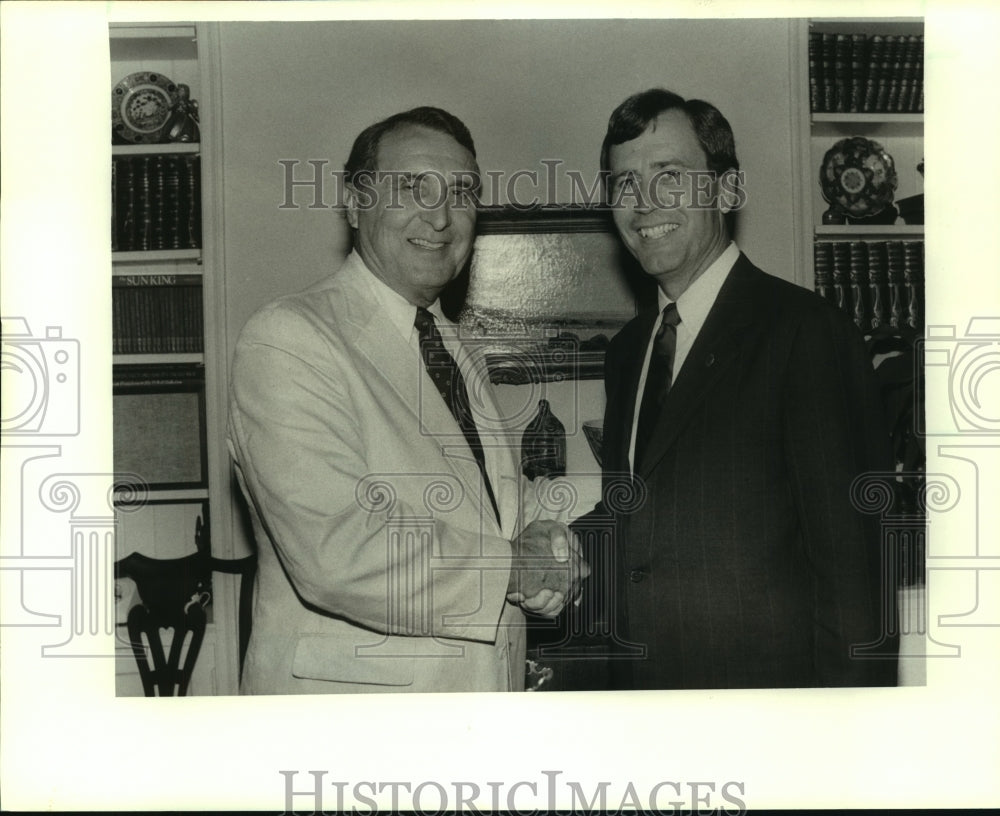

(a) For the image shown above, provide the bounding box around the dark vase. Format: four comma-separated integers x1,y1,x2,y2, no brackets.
166,84,200,143
521,399,566,480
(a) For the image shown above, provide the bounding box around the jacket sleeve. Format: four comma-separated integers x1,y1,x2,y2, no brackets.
227,304,512,643
782,303,899,686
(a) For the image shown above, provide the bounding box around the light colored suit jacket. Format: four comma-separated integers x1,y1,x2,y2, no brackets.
228,253,529,693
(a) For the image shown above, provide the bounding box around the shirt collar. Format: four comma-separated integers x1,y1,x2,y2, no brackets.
352,250,447,342
658,241,740,334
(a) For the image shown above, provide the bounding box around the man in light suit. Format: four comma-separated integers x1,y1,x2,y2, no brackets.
594,88,898,688
228,107,586,694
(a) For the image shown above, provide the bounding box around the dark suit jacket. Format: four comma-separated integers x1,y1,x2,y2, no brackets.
598,253,898,689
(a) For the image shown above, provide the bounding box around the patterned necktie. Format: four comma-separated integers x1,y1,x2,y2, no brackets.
635,302,681,469
414,307,501,526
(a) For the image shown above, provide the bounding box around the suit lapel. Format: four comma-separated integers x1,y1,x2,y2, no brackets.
340,257,503,534
475,384,522,539
635,255,765,480
340,261,424,428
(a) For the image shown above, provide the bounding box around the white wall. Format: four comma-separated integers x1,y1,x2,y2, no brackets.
217,18,798,349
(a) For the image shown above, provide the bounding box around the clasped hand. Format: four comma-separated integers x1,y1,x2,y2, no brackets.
506,519,589,617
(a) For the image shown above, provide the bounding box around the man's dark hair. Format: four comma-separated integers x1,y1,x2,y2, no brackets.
344,106,477,186
599,88,739,180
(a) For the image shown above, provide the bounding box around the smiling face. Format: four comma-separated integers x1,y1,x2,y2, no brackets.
607,109,731,300
347,124,479,307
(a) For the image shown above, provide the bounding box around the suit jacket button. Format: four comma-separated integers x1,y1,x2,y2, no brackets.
705,352,715,367
629,568,646,583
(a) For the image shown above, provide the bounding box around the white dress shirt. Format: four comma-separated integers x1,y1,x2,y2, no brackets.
628,241,740,472
358,253,506,497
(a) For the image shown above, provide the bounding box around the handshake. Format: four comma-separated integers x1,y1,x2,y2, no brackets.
506,519,590,617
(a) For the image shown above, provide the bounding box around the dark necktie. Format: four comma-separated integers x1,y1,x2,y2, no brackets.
414,307,501,526
635,302,681,469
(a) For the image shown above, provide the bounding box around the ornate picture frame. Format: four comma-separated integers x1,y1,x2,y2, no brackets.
454,205,642,384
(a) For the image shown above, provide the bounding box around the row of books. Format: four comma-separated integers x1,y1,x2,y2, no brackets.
814,240,924,332
809,31,923,114
112,155,202,253
112,274,204,354
113,361,205,389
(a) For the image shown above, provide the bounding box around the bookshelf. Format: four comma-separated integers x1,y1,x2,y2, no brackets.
793,19,927,604
110,23,237,695
794,18,924,334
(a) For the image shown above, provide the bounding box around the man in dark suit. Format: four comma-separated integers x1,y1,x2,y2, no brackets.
595,88,898,688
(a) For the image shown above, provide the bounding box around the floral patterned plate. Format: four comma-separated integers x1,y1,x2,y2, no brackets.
820,136,897,218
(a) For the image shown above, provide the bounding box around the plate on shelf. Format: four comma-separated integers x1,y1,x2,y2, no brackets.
819,136,897,219
112,72,179,144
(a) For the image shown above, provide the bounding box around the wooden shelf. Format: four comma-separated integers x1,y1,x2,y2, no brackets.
113,353,204,365
113,249,201,264
815,224,924,238
113,143,200,156
813,113,922,124
110,24,197,41
812,115,923,138
809,19,923,35
109,24,198,63
114,487,210,504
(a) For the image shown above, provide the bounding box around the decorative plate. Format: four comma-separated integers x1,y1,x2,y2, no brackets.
112,72,179,144
819,136,897,218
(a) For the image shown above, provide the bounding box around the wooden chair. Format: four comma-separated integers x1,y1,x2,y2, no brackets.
125,598,207,696
115,548,257,694
116,550,211,696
